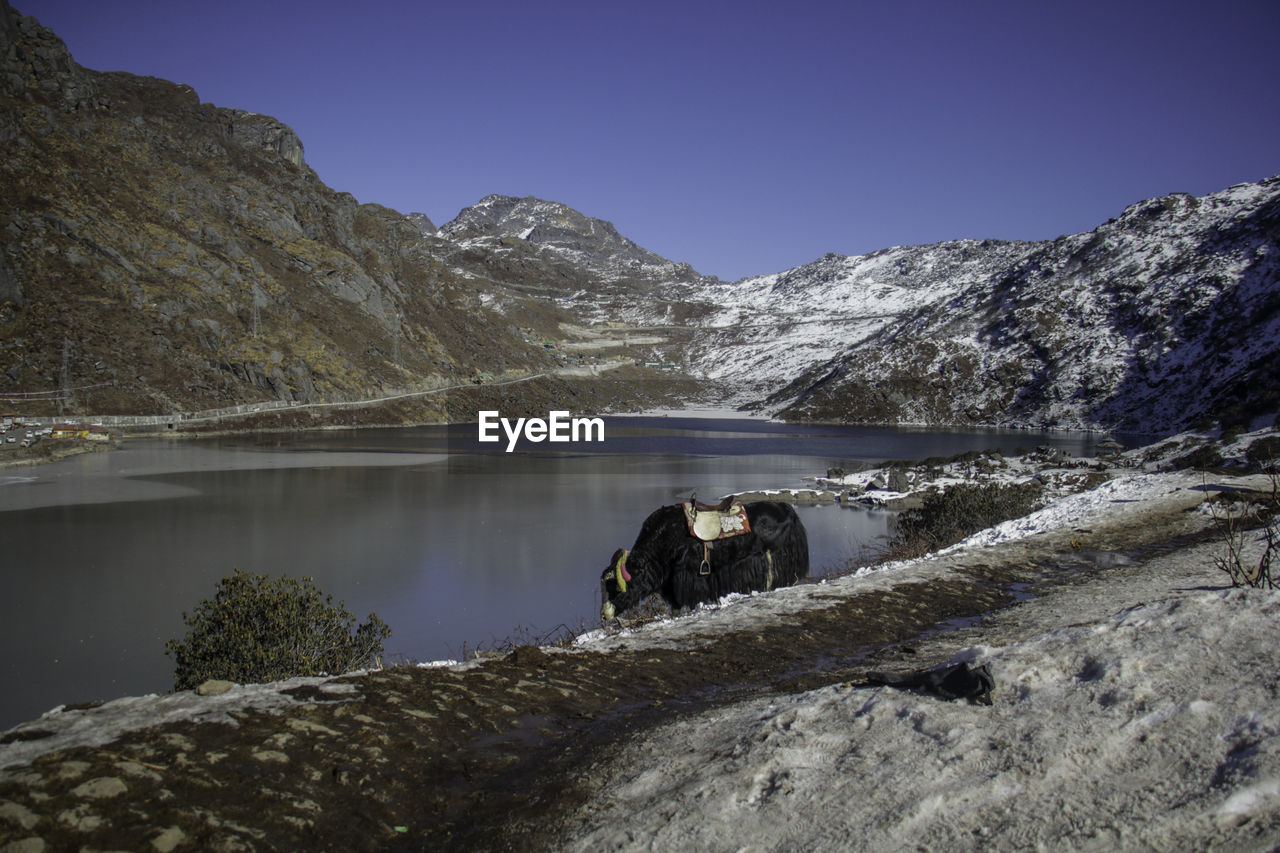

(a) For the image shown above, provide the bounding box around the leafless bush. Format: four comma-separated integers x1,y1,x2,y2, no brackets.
1210,465,1279,589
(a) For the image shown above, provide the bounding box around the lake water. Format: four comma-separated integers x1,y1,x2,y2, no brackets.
0,415,1102,729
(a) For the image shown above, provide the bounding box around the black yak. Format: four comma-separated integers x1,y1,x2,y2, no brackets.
600,499,809,620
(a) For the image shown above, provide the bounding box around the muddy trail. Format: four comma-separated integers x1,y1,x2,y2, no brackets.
0,492,1225,852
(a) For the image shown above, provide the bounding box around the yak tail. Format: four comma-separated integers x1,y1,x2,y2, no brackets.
776,527,809,583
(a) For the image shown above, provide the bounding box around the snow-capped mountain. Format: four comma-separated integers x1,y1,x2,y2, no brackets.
759,179,1280,432
426,195,723,332
432,178,1280,434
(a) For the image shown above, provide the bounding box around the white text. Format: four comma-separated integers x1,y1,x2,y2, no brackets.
477,410,605,452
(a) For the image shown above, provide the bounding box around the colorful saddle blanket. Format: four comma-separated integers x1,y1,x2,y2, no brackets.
682,499,751,542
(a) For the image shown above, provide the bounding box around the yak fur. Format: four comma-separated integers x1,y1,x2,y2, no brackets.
601,501,809,619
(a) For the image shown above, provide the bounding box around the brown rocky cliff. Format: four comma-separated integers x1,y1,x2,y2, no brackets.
0,1,557,416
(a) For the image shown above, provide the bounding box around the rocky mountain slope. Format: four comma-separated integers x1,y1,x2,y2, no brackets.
439,194,705,287
0,2,567,417
430,194,721,330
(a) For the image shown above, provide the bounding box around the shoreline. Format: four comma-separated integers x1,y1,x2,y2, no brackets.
1,468,1224,750
0,405,1119,475
0,438,116,471
0,428,1274,850
1,464,1276,851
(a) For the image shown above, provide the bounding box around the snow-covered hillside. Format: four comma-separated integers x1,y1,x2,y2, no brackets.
687,240,1034,399
434,177,1280,433
561,469,1280,851
758,178,1280,431
568,579,1280,852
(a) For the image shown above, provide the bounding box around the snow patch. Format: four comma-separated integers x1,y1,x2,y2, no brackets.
565,586,1280,851
0,673,366,772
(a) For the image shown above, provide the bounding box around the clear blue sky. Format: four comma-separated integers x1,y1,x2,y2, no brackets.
16,0,1280,281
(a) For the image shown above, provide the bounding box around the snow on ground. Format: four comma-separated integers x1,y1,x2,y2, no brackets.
935,469,1193,553
560,466,1280,849
563,581,1280,852
818,446,1092,509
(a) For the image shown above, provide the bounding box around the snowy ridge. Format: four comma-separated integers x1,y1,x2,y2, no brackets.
687,240,1034,396
755,176,1280,431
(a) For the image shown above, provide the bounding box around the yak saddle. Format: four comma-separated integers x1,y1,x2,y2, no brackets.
682,496,751,575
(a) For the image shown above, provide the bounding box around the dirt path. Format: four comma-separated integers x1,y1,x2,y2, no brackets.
0,480,1240,851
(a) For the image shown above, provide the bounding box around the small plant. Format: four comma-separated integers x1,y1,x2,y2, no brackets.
459,621,590,660
166,569,391,690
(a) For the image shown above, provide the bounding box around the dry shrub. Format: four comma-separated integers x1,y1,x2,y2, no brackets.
882,482,1043,562
1211,467,1279,590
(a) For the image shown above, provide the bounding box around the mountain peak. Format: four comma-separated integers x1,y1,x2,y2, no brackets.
442,195,613,242
439,194,712,286
1,0,103,110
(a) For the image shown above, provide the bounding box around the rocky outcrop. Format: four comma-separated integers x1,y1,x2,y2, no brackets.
0,2,102,110
222,109,306,167
441,194,677,272
440,195,713,295
406,211,437,236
